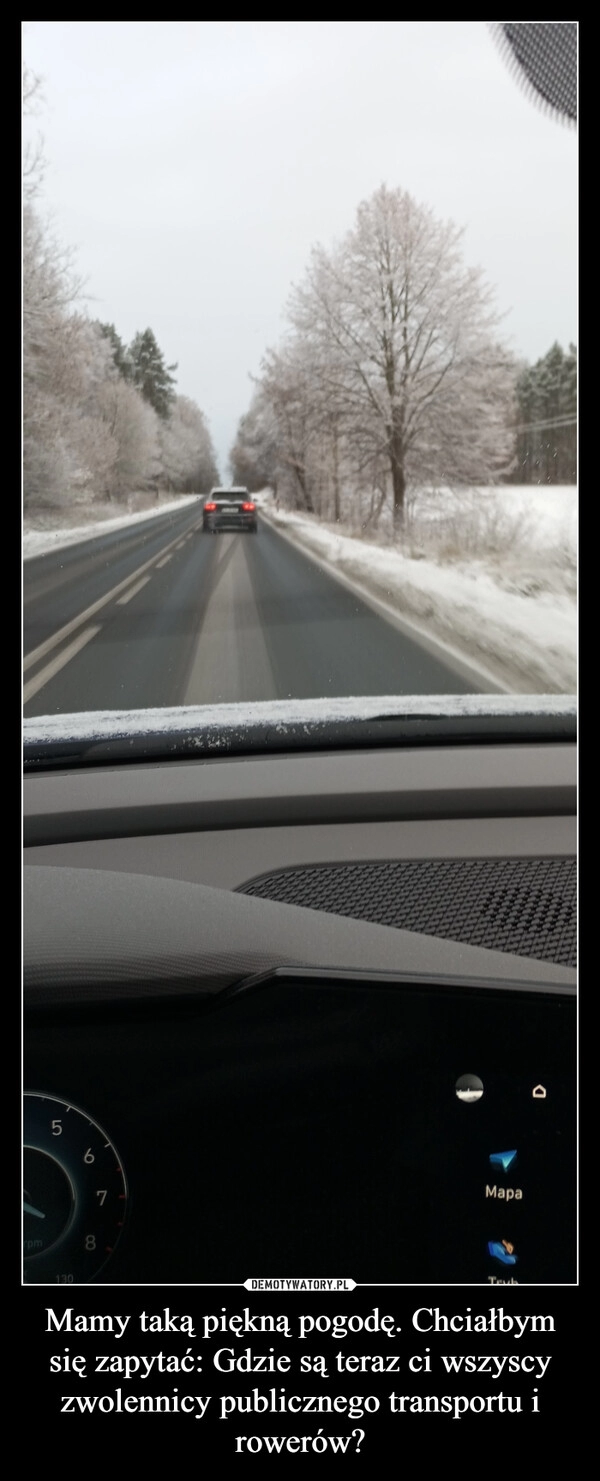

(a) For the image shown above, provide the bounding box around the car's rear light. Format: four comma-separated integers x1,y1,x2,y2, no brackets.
242,502,255,512
204,502,217,511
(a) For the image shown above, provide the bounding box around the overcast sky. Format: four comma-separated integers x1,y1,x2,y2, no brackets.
23,21,577,479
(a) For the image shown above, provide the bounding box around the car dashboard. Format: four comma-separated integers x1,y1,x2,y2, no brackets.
23,732,577,1286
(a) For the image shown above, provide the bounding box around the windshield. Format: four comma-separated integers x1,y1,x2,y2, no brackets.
22,23,577,756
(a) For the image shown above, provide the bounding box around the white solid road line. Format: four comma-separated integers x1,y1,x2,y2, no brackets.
23,626,102,703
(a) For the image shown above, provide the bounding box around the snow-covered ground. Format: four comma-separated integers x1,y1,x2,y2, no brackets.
259,485,577,694
23,483,577,695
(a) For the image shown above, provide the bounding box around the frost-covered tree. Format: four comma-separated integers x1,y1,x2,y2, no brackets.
22,74,216,511
256,344,322,512
289,184,516,531
22,64,46,203
24,207,155,506
23,204,92,507
97,376,161,499
158,395,219,493
230,388,280,495
22,70,104,507
234,349,390,523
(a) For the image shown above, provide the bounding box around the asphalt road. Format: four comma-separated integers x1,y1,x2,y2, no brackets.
23,511,481,715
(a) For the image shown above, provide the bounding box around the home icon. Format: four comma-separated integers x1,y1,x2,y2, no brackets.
532,1084,547,1099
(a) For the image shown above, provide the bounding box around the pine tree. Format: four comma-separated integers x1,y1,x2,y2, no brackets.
513,343,576,483
128,329,177,419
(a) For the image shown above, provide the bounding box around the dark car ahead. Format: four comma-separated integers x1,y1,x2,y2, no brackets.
202,487,258,533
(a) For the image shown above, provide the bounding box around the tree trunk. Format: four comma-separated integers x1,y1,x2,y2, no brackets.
332,420,340,523
390,431,406,535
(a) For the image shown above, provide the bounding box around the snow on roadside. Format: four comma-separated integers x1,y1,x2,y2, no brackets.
22,494,200,560
260,490,577,694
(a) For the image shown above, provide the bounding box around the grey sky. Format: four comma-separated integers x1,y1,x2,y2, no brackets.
23,21,577,479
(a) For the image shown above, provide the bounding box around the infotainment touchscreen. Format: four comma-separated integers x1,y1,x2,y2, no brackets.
24,969,575,1284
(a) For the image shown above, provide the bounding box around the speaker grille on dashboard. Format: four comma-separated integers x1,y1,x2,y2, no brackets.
239,858,576,967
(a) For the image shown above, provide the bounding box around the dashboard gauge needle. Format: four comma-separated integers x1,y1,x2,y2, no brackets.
23,1200,45,1219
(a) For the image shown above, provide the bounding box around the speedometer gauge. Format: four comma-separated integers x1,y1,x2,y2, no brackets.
23,1094,128,1283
